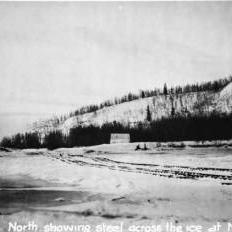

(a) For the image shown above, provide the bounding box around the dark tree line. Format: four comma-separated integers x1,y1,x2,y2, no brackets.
0,132,41,149
43,131,67,150
130,112,232,142
2,112,232,150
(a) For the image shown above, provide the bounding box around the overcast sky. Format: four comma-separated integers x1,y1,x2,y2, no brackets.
0,2,232,137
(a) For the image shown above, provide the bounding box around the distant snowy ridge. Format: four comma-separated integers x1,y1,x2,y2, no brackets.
31,82,232,135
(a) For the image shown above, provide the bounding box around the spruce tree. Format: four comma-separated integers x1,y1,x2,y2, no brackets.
163,83,168,95
146,105,152,122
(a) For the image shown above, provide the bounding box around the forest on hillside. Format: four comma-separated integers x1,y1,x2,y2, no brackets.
1,111,232,150
2,77,232,150
54,76,232,124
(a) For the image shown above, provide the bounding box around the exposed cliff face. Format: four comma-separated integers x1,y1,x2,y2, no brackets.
32,83,232,135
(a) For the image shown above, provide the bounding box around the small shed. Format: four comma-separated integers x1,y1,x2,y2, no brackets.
110,133,130,144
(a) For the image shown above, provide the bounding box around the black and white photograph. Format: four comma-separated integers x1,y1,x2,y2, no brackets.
0,1,232,232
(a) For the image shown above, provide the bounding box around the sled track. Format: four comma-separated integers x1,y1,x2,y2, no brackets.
52,153,232,183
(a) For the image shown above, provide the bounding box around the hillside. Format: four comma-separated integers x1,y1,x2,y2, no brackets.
31,82,232,136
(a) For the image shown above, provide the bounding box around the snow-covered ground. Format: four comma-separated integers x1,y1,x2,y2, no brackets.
0,144,232,232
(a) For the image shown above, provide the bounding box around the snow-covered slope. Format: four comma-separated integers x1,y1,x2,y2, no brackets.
32,83,232,135
216,82,232,113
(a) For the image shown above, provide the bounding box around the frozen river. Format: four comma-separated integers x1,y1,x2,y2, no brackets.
0,143,232,232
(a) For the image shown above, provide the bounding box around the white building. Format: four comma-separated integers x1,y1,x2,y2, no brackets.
110,133,130,144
